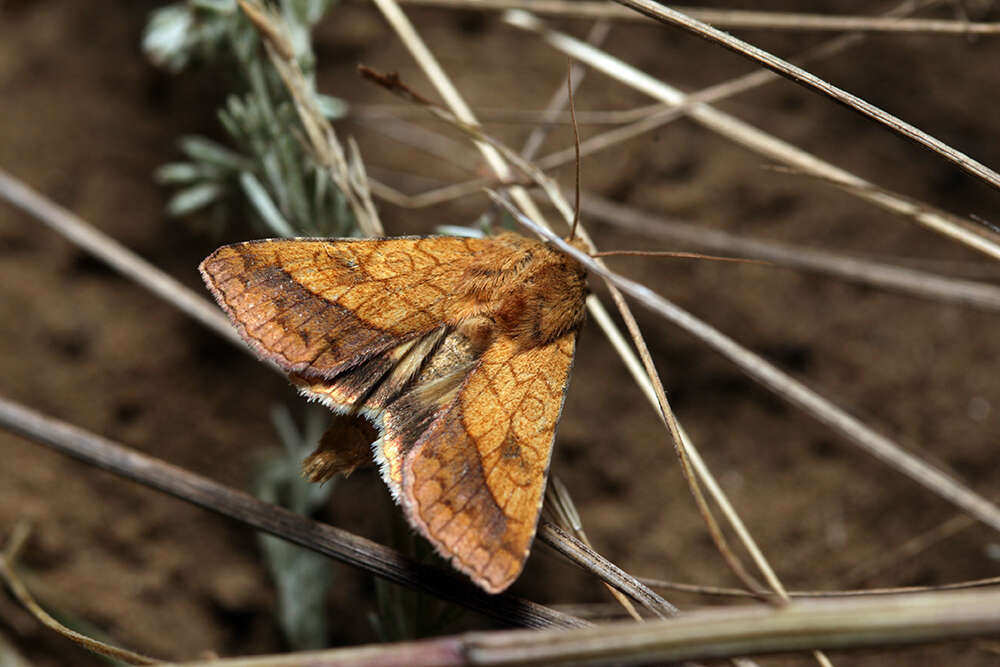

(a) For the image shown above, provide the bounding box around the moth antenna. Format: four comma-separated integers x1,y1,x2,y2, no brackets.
591,249,769,266
567,64,581,242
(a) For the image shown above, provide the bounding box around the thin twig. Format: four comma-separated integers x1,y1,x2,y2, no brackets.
640,574,1000,599
537,522,677,618
351,112,483,173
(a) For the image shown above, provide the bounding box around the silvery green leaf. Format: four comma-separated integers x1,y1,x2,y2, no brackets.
166,182,224,216
154,162,207,185
255,404,335,650
190,0,237,12
435,224,487,238
273,0,336,29
0,629,31,667
240,171,296,237
259,534,331,650
142,4,195,71
179,135,253,171
317,94,349,120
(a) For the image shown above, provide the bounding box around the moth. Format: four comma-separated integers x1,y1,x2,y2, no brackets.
200,232,588,593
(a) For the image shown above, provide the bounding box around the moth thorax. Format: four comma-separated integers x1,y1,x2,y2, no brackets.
455,233,588,349
494,261,587,349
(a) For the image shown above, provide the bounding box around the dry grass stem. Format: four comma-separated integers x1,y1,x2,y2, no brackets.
506,11,1000,261
640,574,1000,600
606,0,1000,192
353,113,483,173
368,174,530,208
537,522,676,618
579,192,1000,311
393,0,1000,34
357,101,678,125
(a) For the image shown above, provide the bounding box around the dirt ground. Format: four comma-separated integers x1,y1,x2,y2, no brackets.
1,1,999,664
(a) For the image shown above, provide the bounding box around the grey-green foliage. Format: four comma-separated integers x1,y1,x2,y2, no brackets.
143,0,354,239
0,630,30,667
369,552,466,642
254,405,337,650
143,1,350,650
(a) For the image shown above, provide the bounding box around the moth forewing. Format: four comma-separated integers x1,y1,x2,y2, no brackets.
200,232,588,592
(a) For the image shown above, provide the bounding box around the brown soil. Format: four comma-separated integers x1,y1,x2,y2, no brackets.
2,1,999,665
